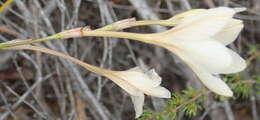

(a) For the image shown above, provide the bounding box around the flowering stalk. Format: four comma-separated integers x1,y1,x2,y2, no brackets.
0,7,245,49
97,19,174,31
0,34,61,49
0,27,150,50
0,8,201,49
62,7,246,97
0,7,247,97
9,44,170,118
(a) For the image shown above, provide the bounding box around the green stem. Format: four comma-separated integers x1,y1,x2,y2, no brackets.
0,34,61,49
0,30,155,50
0,19,168,49
25,45,106,74
96,20,175,31
82,30,154,44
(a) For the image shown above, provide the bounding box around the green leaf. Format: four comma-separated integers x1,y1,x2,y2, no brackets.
233,82,252,99
182,102,199,117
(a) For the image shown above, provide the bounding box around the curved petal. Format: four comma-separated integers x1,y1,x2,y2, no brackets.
214,19,244,45
111,68,170,98
167,47,233,96
191,65,233,96
115,68,161,88
106,73,143,96
218,48,246,74
146,69,162,86
162,7,235,43
167,9,206,24
142,86,171,98
130,94,145,118
176,40,232,74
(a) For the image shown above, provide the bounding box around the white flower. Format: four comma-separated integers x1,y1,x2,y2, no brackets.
148,7,246,97
104,67,171,118
13,45,170,118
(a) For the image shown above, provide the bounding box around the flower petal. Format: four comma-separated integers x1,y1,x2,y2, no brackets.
146,69,162,86
167,9,206,24
115,68,161,88
176,40,232,74
214,19,244,45
130,67,162,86
191,65,233,97
106,73,143,96
167,46,233,96
218,48,246,74
162,7,236,43
112,68,170,98
142,86,171,98
130,94,145,118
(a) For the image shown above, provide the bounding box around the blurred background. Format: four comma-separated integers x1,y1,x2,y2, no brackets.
0,0,259,120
